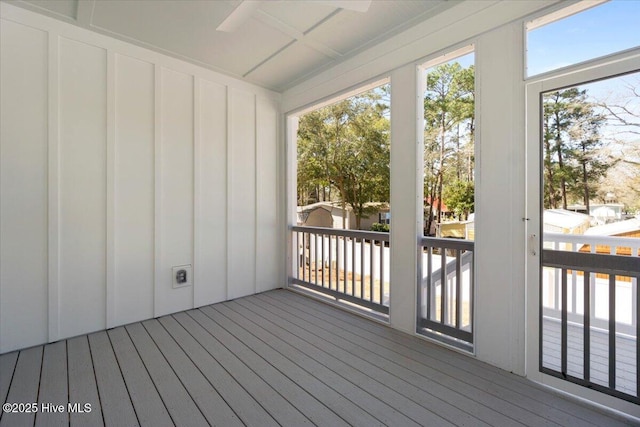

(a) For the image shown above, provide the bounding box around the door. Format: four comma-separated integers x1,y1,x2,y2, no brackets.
526,53,640,406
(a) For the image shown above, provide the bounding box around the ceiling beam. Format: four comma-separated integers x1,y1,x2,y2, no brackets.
216,0,261,32
75,0,96,27
254,9,342,60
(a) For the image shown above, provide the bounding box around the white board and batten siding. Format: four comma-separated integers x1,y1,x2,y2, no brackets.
0,3,282,354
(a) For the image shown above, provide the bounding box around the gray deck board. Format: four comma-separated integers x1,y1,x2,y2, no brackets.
35,341,68,427
174,311,312,426
142,318,243,427
255,293,555,426
229,297,505,427
0,346,42,427
205,303,386,427
206,300,397,427
67,336,104,427
159,314,278,427
195,306,349,427
125,322,208,427
228,298,446,427
279,290,633,427
0,351,18,406
108,326,173,427
88,331,139,427
0,289,637,427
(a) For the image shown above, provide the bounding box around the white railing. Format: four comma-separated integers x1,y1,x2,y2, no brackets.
541,232,640,403
417,237,474,351
542,233,640,333
291,226,389,316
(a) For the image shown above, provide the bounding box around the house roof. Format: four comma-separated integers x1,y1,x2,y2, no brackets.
543,209,591,230
584,217,640,236
425,197,449,212
298,201,389,213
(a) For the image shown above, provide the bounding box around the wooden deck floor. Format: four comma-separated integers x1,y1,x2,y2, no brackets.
0,289,637,426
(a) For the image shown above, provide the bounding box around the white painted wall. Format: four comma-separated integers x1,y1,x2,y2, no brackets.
0,3,281,353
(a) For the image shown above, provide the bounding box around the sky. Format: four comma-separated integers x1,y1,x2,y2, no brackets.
527,0,640,77
528,0,640,145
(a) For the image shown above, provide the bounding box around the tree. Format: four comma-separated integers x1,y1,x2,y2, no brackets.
297,87,390,229
542,88,608,210
423,62,474,234
595,76,640,213
566,102,607,212
443,179,474,220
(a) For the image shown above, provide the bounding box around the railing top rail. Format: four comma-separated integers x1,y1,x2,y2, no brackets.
420,236,474,251
544,232,640,250
543,249,640,276
291,225,389,242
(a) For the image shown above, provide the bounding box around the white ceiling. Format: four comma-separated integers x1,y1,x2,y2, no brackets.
7,0,456,92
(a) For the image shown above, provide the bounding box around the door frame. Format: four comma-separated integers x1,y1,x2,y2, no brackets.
525,48,640,414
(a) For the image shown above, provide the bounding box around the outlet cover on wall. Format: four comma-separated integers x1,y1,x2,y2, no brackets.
172,264,193,288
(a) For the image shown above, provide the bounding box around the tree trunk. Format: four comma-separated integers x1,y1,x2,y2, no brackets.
554,110,568,209
582,161,590,213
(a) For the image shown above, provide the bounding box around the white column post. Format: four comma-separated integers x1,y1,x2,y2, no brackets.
474,21,526,374
389,64,424,333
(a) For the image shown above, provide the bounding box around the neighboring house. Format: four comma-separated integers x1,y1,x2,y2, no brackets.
582,217,640,257
437,213,475,240
567,202,625,225
543,209,591,235
297,202,389,230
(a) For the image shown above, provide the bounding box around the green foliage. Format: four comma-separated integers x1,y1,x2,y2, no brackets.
423,61,475,233
370,223,390,232
543,88,609,210
443,180,474,220
297,85,390,228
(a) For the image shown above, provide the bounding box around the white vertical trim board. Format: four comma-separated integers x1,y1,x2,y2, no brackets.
193,77,201,308
256,96,280,293
153,63,162,319
0,20,50,353
155,67,195,317
106,49,116,328
113,53,155,327
57,36,107,340
227,88,257,300
48,31,61,345
195,79,228,307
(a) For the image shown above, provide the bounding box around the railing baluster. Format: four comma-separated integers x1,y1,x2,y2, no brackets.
584,271,591,383
302,232,306,283
562,268,568,377
455,248,461,329
440,245,446,324
352,236,356,296
378,240,384,304
609,273,616,390
427,246,432,321
469,249,474,333
360,237,364,299
315,232,319,285
336,235,341,292
370,237,374,302
329,235,334,289
295,231,300,280
321,233,325,288
343,236,347,294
